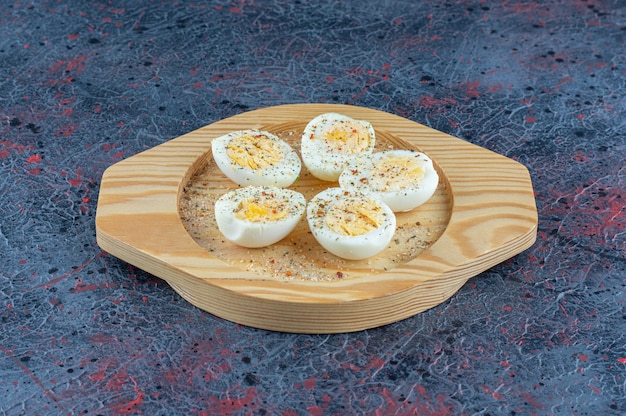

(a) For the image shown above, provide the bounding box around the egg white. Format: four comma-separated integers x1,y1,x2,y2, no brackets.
306,187,396,260
215,186,306,248
211,129,301,187
301,113,376,182
338,149,439,212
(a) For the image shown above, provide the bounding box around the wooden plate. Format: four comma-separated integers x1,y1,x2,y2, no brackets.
95,103,537,333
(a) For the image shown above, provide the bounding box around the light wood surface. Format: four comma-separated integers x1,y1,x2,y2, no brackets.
96,103,538,333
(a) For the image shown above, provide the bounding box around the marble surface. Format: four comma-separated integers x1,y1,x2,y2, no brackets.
1,1,624,415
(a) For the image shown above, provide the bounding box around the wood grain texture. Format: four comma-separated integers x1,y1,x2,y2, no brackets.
96,103,538,333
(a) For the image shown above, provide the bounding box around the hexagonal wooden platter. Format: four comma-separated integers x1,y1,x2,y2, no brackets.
95,104,537,333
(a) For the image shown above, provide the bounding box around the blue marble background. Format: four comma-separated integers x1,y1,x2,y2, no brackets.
1,1,624,414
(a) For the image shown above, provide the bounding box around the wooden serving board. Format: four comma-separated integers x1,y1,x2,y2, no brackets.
96,103,538,333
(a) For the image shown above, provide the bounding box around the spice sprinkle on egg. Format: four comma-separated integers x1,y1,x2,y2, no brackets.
301,113,376,182
339,149,439,212
214,186,306,248
211,129,301,188
306,187,396,260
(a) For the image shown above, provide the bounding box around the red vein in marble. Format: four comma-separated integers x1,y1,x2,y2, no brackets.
22,251,107,292
0,344,64,410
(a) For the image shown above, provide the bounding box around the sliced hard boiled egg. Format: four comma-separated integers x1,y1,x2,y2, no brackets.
306,188,396,260
211,129,301,187
338,149,439,212
215,186,306,248
301,113,376,182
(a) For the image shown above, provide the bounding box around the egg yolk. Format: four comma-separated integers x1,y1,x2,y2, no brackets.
325,198,386,236
234,196,289,223
321,120,371,154
227,133,284,170
368,155,425,192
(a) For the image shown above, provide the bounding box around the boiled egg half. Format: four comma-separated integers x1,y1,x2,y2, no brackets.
338,149,439,212
212,129,301,187
301,113,376,181
306,188,396,260
215,186,306,248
